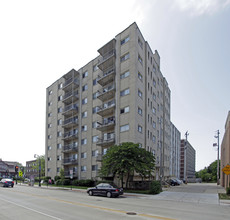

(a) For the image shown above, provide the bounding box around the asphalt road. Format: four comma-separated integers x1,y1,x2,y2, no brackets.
0,183,229,220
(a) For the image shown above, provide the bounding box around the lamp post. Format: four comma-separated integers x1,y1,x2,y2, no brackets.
34,154,41,187
184,131,189,184
214,130,220,185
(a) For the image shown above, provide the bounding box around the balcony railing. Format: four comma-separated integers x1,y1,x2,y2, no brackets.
97,99,115,116
62,143,78,152
63,130,78,140
62,104,78,115
63,78,79,89
62,117,78,128
64,171,78,177
97,84,115,101
97,117,115,131
63,91,79,102
62,158,78,165
97,66,115,86
97,133,115,146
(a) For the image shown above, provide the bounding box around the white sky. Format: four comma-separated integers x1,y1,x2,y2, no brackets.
0,0,230,171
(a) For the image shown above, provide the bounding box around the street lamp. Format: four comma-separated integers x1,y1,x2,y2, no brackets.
213,130,220,185
184,131,189,184
34,154,41,187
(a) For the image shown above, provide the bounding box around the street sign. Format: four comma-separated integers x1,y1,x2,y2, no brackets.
19,171,23,177
222,164,230,175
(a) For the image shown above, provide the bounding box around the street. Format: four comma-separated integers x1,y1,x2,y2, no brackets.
0,183,229,220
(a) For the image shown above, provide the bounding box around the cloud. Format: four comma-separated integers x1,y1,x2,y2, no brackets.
173,0,230,16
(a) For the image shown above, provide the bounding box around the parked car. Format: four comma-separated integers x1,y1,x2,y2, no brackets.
0,178,14,187
87,183,123,198
169,178,180,186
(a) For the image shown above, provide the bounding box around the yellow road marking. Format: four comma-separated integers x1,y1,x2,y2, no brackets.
6,189,177,220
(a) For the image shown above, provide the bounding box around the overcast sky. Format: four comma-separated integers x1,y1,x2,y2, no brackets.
0,0,229,171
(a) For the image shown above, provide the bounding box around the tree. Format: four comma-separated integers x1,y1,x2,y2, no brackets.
99,142,155,188
32,155,45,177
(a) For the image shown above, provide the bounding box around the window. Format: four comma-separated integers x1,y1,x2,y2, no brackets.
120,53,130,62
48,113,52,117
81,166,86,172
57,143,62,149
48,146,51,150
49,90,52,95
92,121,98,128
153,79,156,87
58,107,62,113
92,150,98,157
138,107,142,115
138,72,143,81
120,88,130,96
93,92,99,100
152,135,156,143
57,131,62,137
81,138,87,145
81,152,87,158
48,123,52,128
120,106,129,114
92,165,98,171
48,157,51,161
58,119,62,125
138,37,143,48
93,65,98,72
153,65,156,73
81,125,87,132
92,106,99,114
48,135,52,139
58,95,62,101
82,111,87,118
82,98,87,105
57,155,61,161
82,84,88,91
152,107,156,114
120,70,130,79
121,36,129,45
120,124,129,132
82,71,88,78
153,121,156,129
57,168,60,172
153,93,156,101
47,168,51,172
58,83,63,89
48,102,52,106
138,125,142,133
92,136,98,143
93,78,98,86
138,55,143,64
138,90,142,98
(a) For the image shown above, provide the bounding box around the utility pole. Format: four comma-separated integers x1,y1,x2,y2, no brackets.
159,118,163,185
184,131,189,184
214,130,220,185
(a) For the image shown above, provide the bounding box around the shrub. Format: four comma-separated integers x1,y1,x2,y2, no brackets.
149,181,162,195
62,179,70,186
56,180,62,186
72,179,94,187
54,176,61,182
226,187,230,195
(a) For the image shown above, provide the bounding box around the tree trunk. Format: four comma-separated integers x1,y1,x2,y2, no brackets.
126,172,130,189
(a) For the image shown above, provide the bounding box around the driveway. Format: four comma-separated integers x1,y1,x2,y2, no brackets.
150,183,226,205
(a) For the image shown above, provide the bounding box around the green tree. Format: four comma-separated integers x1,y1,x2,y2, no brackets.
99,142,155,188
33,155,45,177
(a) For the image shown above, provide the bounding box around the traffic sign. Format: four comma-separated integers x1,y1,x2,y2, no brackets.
19,171,23,177
222,164,230,175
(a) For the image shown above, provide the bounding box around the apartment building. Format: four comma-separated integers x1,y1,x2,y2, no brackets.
180,139,196,182
220,111,230,189
170,123,181,179
26,159,38,179
45,22,171,181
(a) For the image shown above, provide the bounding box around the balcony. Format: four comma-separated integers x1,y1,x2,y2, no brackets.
98,39,116,56
62,143,78,153
97,133,115,147
98,52,116,72
96,154,103,162
62,104,78,116
62,117,78,128
97,84,115,101
63,78,79,91
97,66,115,86
62,129,78,141
64,170,78,178
62,158,78,165
97,116,115,132
97,99,115,117
62,91,79,104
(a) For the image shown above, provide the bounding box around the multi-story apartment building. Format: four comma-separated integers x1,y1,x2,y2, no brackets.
45,22,171,181
170,123,181,179
180,139,196,182
26,159,38,179
220,111,230,189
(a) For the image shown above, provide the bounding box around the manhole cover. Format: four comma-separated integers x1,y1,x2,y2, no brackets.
126,212,137,215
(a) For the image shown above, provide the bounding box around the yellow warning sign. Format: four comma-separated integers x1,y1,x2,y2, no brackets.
222,164,230,175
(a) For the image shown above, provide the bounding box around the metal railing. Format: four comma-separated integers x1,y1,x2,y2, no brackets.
98,99,115,112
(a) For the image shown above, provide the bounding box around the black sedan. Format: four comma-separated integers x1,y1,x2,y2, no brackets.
0,178,14,187
87,183,123,198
